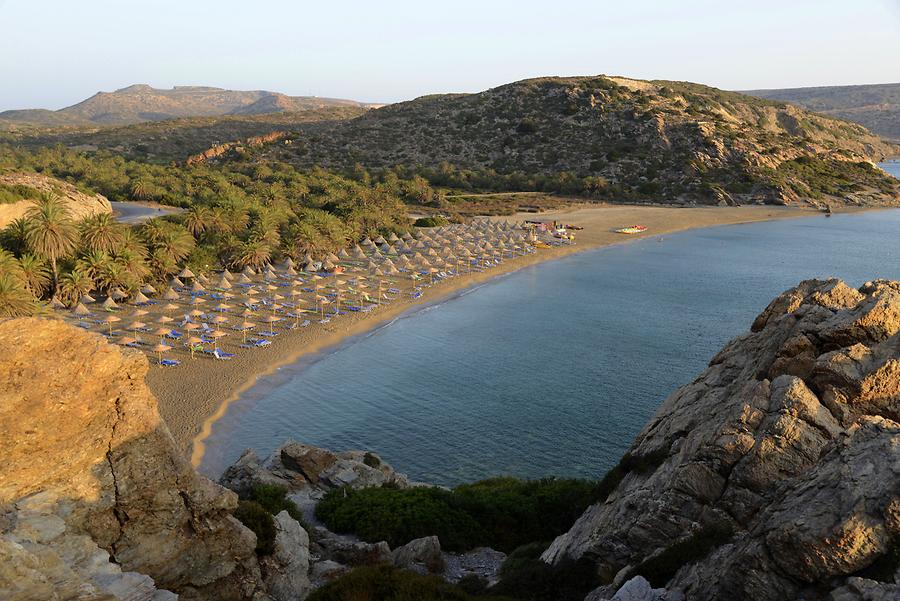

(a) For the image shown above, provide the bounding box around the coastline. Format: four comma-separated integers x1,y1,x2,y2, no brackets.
145,203,824,466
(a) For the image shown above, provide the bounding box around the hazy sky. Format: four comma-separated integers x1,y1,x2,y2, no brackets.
1,0,898,111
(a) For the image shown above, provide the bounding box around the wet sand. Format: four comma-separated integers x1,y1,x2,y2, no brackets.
146,203,820,465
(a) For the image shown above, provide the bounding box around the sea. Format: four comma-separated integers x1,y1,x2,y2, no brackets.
199,163,900,486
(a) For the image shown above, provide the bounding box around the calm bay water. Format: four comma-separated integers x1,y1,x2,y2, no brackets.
201,202,900,487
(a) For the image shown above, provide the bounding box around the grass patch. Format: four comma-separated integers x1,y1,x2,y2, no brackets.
413,215,450,227
315,477,603,553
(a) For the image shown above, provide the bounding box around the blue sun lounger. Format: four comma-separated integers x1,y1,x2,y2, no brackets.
159,359,180,367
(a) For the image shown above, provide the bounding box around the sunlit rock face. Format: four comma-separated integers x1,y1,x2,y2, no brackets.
0,318,263,600
544,279,900,600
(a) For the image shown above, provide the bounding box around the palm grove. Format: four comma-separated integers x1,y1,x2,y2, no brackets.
0,145,429,317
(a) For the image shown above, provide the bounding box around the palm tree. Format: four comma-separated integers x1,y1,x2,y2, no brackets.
0,217,29,255
23,195,78,293
232,239,271,271
96,261,135,295
80,213,125,253
114,248,151,284
76,249,113,285
17,253,51,298
130,179,155,200
57,268,93,307
154,224,195,264
183,206,211,238
0,273,38,317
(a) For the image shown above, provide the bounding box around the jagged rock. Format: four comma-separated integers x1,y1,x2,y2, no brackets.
0,318,263,600
586,576,682,601
260,511,311,601
542,280,900,600
309,560,349,588
392,535,444,574
829,577,900,601
219,449,293,495
279,443,339,484
317,533,392,567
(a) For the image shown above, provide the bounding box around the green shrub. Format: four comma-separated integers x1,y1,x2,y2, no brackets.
633,520,734,587
315,477,602,553
307,565,516,601
414,215,450,227
491,555,601,601
233,500,276,556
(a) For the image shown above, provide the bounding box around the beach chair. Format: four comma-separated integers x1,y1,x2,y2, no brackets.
166,330,182,340
159,359,180,367
258,330,279,337
213,348,235,360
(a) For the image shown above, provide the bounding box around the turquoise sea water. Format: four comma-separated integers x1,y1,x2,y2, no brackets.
200,176,900,486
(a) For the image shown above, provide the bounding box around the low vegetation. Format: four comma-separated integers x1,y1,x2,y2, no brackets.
307,565,517,601
315,477,603,553
232,484,308,556
632,520,734,587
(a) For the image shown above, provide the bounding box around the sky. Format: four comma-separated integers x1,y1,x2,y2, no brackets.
1,0,898,111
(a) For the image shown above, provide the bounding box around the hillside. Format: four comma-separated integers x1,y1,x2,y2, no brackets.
262,75,899,207
745,82,900,142
9,107,369,162
0,84,369,128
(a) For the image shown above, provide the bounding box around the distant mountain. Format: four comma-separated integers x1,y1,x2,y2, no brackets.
0,84,369,128
261,75,898,207
744,83,900,142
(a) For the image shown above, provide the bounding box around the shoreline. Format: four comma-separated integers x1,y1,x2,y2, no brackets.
145,203,828,466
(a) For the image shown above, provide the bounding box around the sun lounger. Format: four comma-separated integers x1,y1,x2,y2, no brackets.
166,330,182,339
159,359,180,367
240,338,271,348
258,330,279,337
212,348,235,360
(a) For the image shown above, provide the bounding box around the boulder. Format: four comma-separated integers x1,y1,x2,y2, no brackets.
586,576,682,601
219,449,293,495
317,533,392,566
542,280,900,600
261,511,311,601
279,442,339,484
392,535,445,574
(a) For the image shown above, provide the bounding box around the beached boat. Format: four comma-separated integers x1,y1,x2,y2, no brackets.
615,225,648,234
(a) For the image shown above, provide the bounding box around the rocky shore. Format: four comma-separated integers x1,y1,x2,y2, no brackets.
1,277,899,600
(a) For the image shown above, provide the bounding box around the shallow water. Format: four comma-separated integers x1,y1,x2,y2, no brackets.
201,207,900,487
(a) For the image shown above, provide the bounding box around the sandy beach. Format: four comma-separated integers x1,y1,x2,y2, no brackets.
144,203,821,465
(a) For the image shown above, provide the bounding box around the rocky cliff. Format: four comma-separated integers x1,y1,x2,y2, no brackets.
0,318,263,600
0,172,112,228
543,279,900,600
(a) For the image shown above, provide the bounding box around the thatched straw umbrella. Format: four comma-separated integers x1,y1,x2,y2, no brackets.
73,302,91,316
101,297,119,311
178,267,195,279
102,314,121,336
152,343,172,364
186,336,203,359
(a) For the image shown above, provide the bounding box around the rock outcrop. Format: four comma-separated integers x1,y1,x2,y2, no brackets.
543,279,900,600
0,172,112,229
0,318,263,600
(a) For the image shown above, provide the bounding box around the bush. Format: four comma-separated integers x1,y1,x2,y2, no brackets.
633,520,734,587
491,555,601,601
237,483,315,542
233,500,276,556
315,477,603,553
414,215,449,228
308,565,517,601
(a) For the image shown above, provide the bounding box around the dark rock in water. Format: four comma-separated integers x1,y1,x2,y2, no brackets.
542,279,900,600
